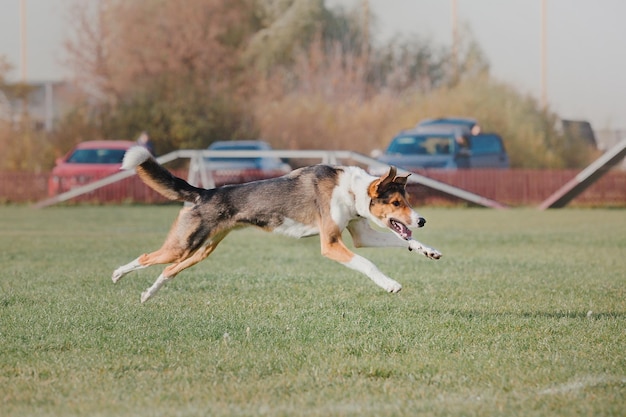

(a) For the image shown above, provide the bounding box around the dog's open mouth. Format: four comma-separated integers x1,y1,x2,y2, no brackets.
389,218,412,240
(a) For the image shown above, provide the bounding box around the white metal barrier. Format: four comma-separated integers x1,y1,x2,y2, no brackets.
34,149,506,209
539,138,626,209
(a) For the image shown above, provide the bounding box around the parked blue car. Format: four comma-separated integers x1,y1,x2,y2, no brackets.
375,118,509,171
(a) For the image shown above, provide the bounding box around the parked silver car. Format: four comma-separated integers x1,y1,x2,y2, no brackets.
203,140,291,185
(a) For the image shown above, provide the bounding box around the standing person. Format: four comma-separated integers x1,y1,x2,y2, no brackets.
136,131,155,155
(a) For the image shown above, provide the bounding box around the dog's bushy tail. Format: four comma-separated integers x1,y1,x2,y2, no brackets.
122,147,203,204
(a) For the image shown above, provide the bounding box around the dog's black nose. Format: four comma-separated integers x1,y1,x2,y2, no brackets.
417,217,426,227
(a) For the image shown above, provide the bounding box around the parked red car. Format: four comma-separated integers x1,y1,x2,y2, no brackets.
48,140,135,196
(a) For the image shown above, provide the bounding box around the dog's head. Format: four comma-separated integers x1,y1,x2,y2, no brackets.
368,166,425,240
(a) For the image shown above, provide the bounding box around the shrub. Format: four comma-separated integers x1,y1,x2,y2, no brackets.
255,74,595,169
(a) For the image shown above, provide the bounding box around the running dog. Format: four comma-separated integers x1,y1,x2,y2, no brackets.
112,147,441,302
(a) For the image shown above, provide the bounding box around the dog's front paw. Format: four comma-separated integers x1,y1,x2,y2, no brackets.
409,241,442,260
424,247,442,260
384,281,403,293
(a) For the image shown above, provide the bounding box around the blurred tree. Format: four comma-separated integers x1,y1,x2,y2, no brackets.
369,37,450,94
368,25,489,95
66,0,256,102
64,0,260,153
0,56,12,125
243,0,325,71
257,6,481,101
0,56,10,85
52,0,592,169
0,57,14,169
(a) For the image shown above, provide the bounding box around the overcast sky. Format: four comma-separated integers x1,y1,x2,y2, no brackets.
1,0,625,130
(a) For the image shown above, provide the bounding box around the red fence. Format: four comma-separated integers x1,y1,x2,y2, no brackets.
1,169,625,207
0,170,187,205
408,169,626,207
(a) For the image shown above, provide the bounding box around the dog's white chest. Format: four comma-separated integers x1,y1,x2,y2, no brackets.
272,218,319,238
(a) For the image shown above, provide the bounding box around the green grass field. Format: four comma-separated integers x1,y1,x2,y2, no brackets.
1,205,625,416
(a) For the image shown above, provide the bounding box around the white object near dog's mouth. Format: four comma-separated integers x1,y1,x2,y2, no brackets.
389,218,412,240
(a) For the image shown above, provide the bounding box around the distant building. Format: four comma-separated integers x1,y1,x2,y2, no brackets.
0,80,75,131
560,119,597,149
558,120,626,169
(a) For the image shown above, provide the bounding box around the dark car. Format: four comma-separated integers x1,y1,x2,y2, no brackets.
204,140,291,185
374,127,509,172
416,117,480,135
48,140,135,196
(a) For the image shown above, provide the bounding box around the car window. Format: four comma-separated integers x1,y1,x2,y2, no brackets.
387,135,454,155
66,149,126,164
470,134,504,155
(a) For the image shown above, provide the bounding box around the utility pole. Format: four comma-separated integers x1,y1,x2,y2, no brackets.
451,0,458,83
18,0,30,127
20,0,27,82
361,0,370,99
362,0,370,61
540,0,547,111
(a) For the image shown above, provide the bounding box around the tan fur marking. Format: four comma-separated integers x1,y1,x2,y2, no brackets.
316,176,339,218
369,191,414,225
368,179,381,199
319,217,354,263
368,167,410,199
162,233,227,278
137,208,194,266
367,167,414,226
320,237,354,263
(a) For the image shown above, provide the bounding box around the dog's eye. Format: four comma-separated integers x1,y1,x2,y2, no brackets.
392,200,401,207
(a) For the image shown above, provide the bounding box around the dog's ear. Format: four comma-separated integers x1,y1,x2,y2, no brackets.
368,166,397,198
393,172,410,186
380,166,397,187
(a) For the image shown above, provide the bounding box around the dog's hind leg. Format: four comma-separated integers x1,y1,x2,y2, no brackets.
112,258,148,283
111,247,184,284
112,207,204,284
140,233,227,303
111,239,188,284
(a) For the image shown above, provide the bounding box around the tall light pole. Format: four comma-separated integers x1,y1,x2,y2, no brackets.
362,0,370,60
20,0,27,82
451,0,458,82
540,0,547,111
19,0,30,124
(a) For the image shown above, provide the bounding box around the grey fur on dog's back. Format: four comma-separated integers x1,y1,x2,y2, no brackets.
194,164,343,233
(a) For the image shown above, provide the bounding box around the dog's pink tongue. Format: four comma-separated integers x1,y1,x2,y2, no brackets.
391,219,412,240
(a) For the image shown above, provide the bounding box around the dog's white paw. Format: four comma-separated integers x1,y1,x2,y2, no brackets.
385,281,403,293
409,241,442,260
112,268,124,283
140,291,152,303
424,247,442,260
